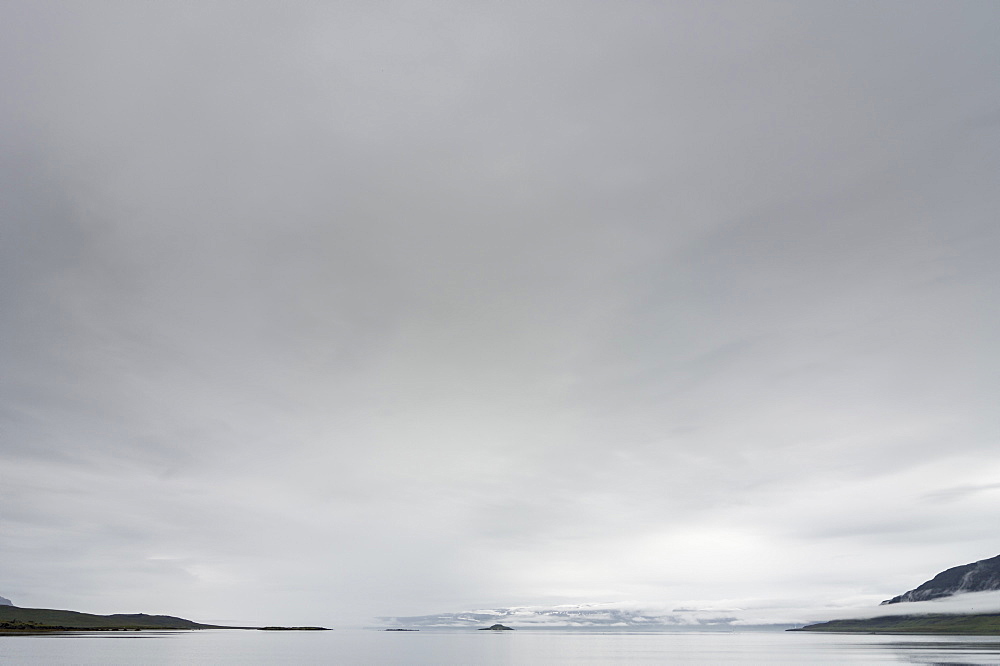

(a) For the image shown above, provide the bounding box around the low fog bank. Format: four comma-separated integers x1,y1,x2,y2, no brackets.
730,591,1000,627
823,591,1000,620
380,601,789,630
380,593,1000,630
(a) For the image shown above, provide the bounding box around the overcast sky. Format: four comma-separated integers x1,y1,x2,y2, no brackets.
1,1,999,627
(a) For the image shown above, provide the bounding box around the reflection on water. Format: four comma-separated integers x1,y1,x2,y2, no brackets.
2,629,1000,664
777,635,1000,666
883,639,1000,665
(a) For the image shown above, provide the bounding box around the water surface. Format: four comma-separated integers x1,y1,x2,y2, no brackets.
3,628,1000,664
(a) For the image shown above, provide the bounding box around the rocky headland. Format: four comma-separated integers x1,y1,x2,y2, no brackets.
882,554,1000,604
795,554,1000,634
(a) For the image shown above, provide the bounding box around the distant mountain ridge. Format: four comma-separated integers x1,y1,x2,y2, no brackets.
380,603,794,630
882,554,1000,604
383,605,735,629
0,596,11,606
794,553,1000,634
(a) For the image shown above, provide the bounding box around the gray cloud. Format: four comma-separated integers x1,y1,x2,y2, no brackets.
1,1,999,626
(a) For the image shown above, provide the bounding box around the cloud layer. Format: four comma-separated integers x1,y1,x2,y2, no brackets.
1,1,999,626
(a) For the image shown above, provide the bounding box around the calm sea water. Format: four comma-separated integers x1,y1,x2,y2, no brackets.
3,629,1000,665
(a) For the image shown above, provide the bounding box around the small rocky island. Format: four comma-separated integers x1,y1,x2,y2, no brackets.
479,623,514,631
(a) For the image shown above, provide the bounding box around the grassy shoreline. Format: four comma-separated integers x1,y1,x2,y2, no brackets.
791,613,1000,635
0,605,229,631
0,606,331,633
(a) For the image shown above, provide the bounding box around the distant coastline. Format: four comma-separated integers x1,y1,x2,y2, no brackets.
791,613,1000,635
0,605,328,633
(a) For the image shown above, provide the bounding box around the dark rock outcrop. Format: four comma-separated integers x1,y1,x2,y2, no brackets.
883,554,1000,604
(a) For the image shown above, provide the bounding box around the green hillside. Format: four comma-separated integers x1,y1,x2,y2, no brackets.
0,605,229,631
791,613,1000,635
